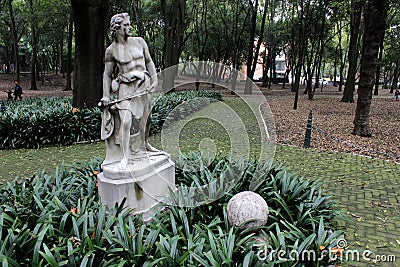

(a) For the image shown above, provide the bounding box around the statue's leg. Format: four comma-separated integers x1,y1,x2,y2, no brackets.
118,109,132,169
139,95,158,151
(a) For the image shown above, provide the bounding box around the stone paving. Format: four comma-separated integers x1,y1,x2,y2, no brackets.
275,145,400,267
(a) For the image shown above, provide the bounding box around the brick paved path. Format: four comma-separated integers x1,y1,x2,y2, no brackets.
275,145,400,267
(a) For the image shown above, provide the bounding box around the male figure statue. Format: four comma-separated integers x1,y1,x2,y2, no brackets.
100,13,158,169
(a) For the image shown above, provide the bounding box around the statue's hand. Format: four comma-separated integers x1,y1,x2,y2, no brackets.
99,97,110,107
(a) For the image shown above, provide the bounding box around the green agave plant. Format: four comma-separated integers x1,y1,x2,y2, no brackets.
0,153,342,266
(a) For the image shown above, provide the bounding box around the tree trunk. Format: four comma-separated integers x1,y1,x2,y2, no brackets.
161,0,186,92
231,67,238,94
195,61,202,91
343,0,363,102
333,47,338,87
338,36,348,92
8,0,20,82
261,46,270,87
65,9,73,91
352,0,388,137
289,2,297,92
271,54,277,85
132,0,143,37
337,16,344,92
313,7,326,93
29,0,38,90
194,0,208,91
293,0,305,109
251,0,268,78
71,0,108,108
56,43,60,75
390,58,400,94
244,0,258,95
373,32,384,95
281,61,290,89
339,46,346,92
35,55,40,81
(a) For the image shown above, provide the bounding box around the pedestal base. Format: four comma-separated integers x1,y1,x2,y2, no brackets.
97,151,175,221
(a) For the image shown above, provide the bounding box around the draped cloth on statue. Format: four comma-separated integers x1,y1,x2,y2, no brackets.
101,70,151,164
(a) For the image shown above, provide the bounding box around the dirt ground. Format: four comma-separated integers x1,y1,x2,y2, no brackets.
269,96,399,163
1,72,399,163
0,73,71,99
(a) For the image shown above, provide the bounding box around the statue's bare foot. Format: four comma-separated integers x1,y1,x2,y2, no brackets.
145,143,159,152
118,158,128,170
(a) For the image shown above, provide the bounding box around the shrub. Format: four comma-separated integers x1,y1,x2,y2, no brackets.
0,153,342,266
0,91,222,149
0,98,100,149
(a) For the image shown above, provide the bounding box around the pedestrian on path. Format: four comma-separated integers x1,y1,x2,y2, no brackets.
13,80,23,100
395,89,400,101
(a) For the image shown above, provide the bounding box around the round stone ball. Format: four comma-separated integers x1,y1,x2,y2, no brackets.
227,191,269,229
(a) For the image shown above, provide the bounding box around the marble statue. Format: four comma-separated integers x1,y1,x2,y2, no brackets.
97,13,175,221
99,13,158,169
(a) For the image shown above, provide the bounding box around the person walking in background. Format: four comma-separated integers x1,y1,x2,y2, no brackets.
395,89,400,101
13,80,23,100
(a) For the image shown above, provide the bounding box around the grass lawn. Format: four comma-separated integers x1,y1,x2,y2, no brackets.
1,141,397,188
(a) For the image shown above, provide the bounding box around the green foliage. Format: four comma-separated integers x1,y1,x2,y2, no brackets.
0,0,70,73
0,97,100,149
0,157,101,266
0,91,222,149
0,153,341,266
173,153,338,233
189,0,250,66
0,0,30,60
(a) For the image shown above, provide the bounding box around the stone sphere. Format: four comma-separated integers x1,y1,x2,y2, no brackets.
227,191,269,229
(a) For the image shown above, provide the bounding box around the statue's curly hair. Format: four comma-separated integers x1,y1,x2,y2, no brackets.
110,13,130,38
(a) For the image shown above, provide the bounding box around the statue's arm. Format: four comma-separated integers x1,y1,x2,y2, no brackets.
141,38,158,92
101,48,115,105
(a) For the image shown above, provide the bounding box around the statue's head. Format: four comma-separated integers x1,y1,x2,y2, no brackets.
110,13,131,39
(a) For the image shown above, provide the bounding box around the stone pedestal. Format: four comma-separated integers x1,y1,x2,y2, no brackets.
98,151,175,221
